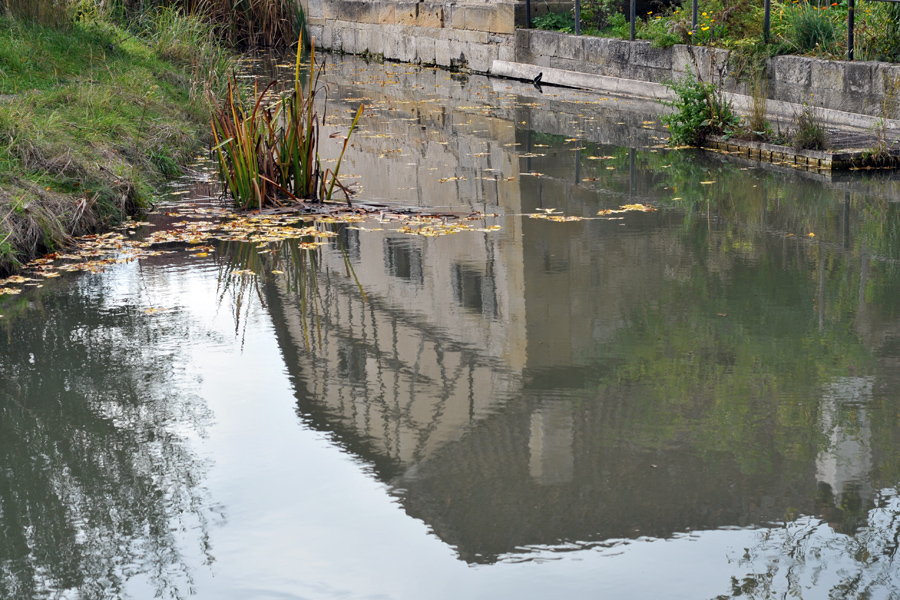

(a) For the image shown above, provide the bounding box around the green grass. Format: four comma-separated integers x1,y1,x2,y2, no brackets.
0,12,232,274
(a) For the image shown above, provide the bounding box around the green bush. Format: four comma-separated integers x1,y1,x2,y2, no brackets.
783,1,840,55
793,103,827,150
661,69,740,146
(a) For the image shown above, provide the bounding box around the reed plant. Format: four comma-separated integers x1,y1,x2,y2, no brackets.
211,36,364,210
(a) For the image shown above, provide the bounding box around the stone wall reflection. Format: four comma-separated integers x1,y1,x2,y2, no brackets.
263,54,900,565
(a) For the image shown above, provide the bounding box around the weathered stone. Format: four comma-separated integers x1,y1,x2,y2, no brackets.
417,36,437,64
340,27,357,53
355,26,370,53
320,22,333,47
467,3,515,34
308,24,325,43
435,38,452,67
557,33,584,61
466,43,498,73
771,55,811,86
631,41,671,69
417,3,443,27
355,1,394,24
395,2,418,25
810,59,843,92
498,43,515,63
874,64,900,117
605,39,631,69
395,33,417,62
529,30,560,59
845,61,873,95
580,36,604,65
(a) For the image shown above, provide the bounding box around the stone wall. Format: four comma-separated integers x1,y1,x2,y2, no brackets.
516,29,900,121
305,1,900,122
306,0,520,72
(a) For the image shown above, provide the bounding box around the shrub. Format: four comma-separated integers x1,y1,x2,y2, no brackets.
793,103,827,150
783,1,840,55
661,68,740,146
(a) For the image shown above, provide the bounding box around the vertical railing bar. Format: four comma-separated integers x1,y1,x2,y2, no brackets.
575,0,581,35
630,0,636,40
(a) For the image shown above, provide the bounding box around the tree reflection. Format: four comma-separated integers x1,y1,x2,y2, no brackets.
716,487,900,599
0,276,215,600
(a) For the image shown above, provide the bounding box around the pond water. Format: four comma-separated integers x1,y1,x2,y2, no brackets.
3,53,900,600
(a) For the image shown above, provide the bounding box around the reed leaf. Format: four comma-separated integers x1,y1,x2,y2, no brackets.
210,34,363,210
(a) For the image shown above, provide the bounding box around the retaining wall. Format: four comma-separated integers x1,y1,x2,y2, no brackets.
516,29,900,121
307,1,900,122
306,0,525,72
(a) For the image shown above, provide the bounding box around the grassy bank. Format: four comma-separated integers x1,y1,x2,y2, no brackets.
0,11,231,274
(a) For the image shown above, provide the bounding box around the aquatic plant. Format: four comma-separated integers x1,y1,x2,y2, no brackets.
211,36,364,210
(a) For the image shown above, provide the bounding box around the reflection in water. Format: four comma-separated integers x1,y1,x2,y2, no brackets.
5,53,900,599
0,274,216,599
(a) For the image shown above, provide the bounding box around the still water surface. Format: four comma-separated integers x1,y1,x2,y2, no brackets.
3,54,900,599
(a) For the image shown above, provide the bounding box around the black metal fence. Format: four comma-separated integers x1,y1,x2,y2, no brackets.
524,0,895,60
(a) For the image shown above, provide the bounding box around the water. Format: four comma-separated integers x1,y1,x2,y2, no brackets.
3,54,900,600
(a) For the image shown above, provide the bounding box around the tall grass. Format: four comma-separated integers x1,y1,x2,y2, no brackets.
211,37,364,210
0,0,70,27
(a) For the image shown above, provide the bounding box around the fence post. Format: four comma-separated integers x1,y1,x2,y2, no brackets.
630,0,636,40
692,0,698,29
575,0,581,35
848,0,855,60
763,0,771,43
526,0,531,29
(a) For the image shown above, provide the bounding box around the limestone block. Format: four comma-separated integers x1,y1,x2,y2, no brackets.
581,36,606,67
631,41,672,70
557,33,584,62
417,4,443,27
334,0,361,21
466,42,498,73
771,55,811,86
395,2,418,25
356,26,369,53
529,30,560,58
366,24,384,54
810,59,843,93
356,1,394,24
450,5,467,29
340,27,357,53
417,36,437,64
768,80,805,105
515,29,531,51
395,33,417,62
457,29,490,44
465,3,515,34
671,44,693,75
382,29,397,58
498,42,515,63
874,64,900,117
845,61,873,95
435,38,453,67
332,24,343,50
604,39,631,73
320,22,333,47
308,24,325,43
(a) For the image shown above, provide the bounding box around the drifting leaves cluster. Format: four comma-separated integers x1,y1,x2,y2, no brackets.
0,206,503,296
527,204,658,223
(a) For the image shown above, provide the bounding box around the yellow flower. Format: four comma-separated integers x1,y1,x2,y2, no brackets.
702,25,710,30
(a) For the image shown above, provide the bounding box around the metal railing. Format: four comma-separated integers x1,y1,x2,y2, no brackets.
525,0,890,60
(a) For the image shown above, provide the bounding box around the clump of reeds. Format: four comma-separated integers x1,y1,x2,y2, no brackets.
211,36,364,210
